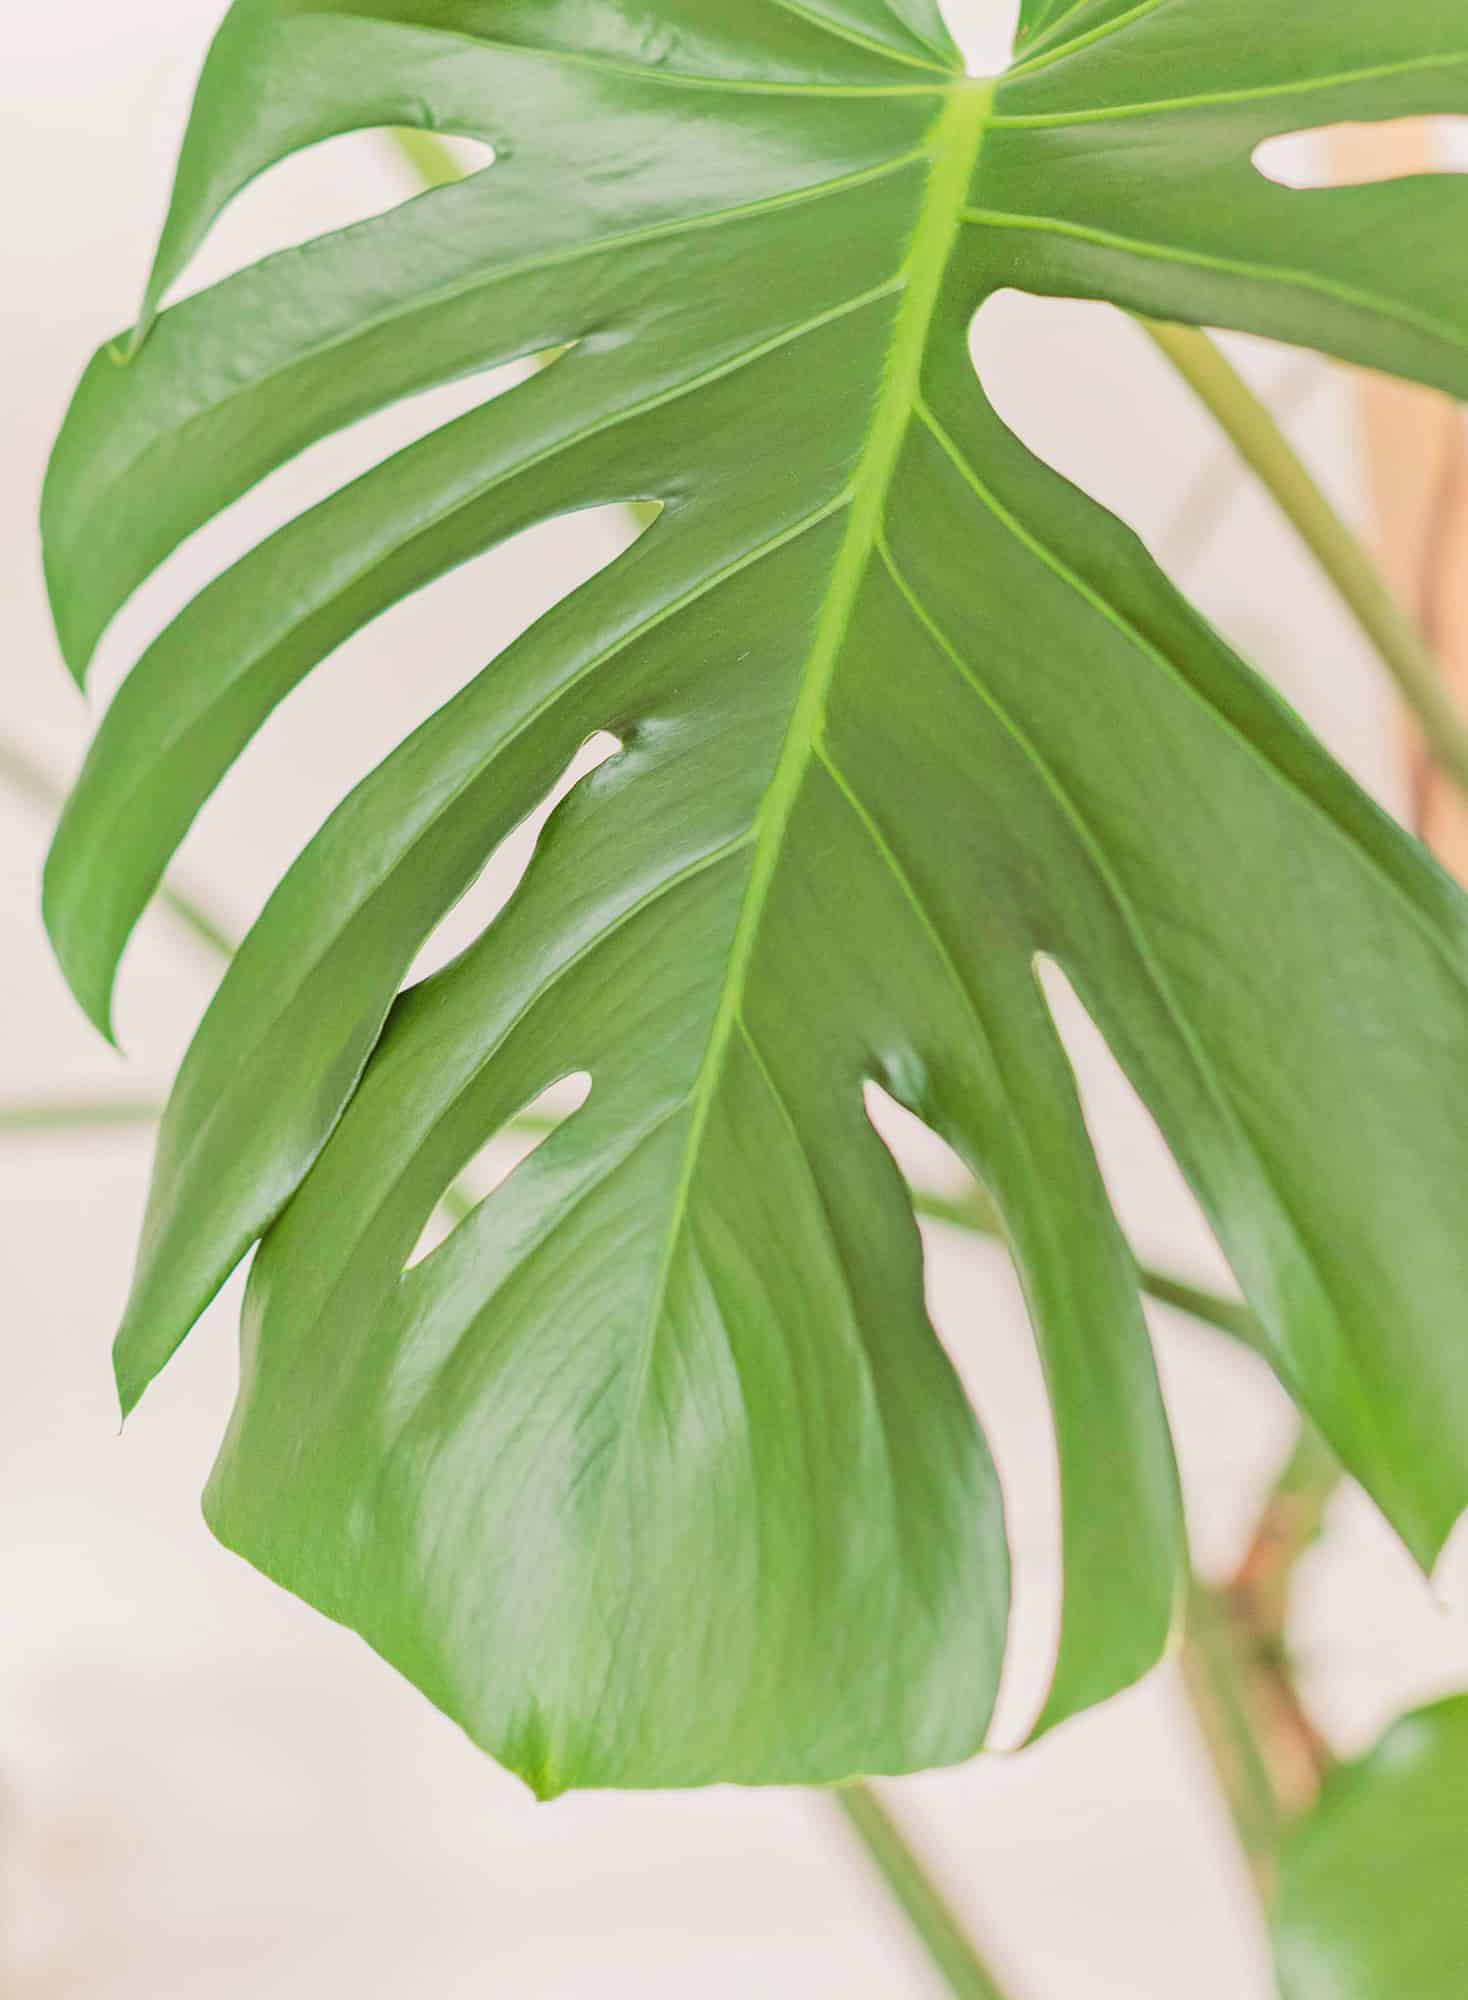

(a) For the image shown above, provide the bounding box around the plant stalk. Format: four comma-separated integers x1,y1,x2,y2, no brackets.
835,1783,1019,2000
1181,1578,1285,1901
386,127,468,191
0,1097,160,1135
913,1184,1261,1355
1181,1428,1340,1908
1140,317,1468,804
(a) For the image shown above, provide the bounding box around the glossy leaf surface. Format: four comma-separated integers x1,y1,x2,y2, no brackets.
1275,1697,1468,1999
41,0,1468,1793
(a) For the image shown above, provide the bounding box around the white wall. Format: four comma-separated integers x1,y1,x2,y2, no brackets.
2,3,1465,1993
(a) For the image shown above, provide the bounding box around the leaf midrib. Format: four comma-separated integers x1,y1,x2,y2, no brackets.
625,80,996,1421
554,84,997,1782
763,0,957,75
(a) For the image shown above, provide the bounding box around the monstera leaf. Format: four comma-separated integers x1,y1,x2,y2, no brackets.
41,0,1468,1795
1274,1697,1468,1999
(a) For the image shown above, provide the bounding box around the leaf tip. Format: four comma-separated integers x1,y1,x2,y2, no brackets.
112,1295,169,1423
41,861,124,1049
47,947,121,1050
112,1349,148,1425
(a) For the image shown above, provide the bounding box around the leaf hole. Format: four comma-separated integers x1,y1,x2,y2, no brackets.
86,339,578,716
405,1072,591,1270
939,0,1022,76
384,131,497,191
1253,119,1468,190
862,1080,1062,1748
971,288,1208,552
969,287,1348,683
154,129,496,312
409,730,625,983
861,1077,971,1200
1033,957,1291,1581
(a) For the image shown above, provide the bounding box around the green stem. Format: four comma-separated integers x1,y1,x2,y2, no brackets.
1182,1580,1284,1903
386,127,469,191
1159,354,1321,576
835,1783,1018,2000
0,1097,160,1135
913,1183,1261,1355
0,737,64,816
1260,1424,1341,1592
1140,317,1468,802
1181,1422,1341,1913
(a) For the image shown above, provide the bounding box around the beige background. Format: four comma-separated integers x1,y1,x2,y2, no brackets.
3,3,1467,1992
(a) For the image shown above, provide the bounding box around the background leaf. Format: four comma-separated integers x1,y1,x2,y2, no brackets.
1274,1696,1468,1999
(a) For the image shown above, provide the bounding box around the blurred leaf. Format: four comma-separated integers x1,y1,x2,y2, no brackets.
39,0,1468,1792
1275,1697,1468,1998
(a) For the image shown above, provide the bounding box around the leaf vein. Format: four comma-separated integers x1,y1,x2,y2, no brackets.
961,206,1468,357
1005,0,1173,82
761,0,956,75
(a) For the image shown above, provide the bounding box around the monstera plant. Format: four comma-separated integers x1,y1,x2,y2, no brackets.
35,0,1468,1990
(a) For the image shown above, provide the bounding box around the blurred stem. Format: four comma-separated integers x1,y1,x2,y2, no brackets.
386,127,468,191
0,1097,159,1135
1182,1579,1285,1898
914,1182,1261,1355
1182,1428,1340,1907
835,1783,1018,2000
1157,353,1321,576
1141,317,1468,804
1229,1426,1341,1648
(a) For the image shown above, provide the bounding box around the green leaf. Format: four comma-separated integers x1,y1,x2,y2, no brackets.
1274,1697,1468,1998
40,0,1468,1792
